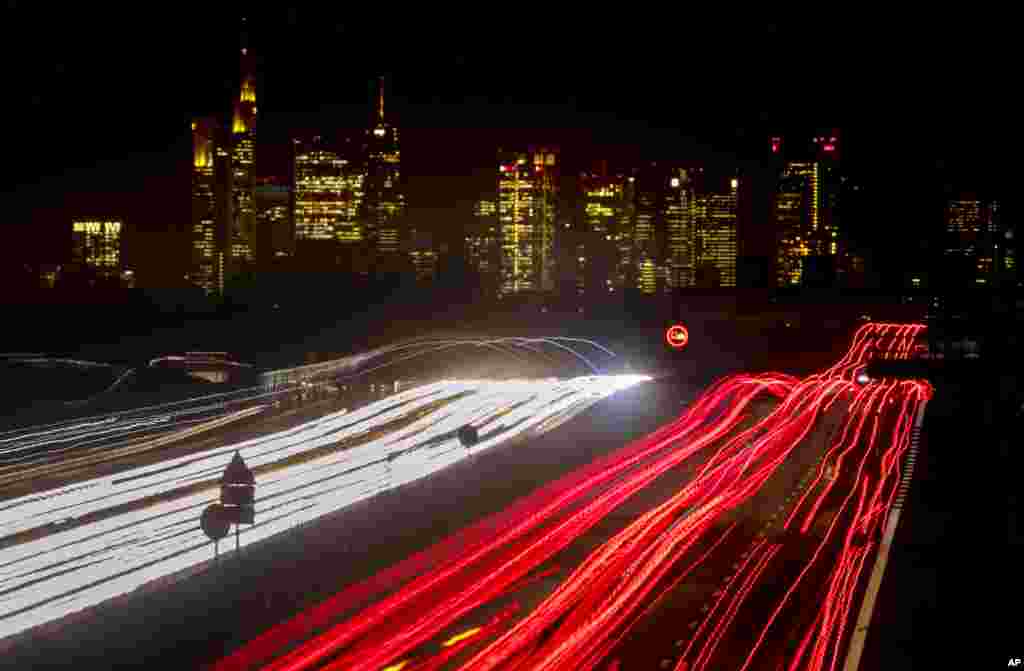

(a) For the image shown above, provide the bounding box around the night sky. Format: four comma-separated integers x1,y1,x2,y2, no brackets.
3,5,1011,269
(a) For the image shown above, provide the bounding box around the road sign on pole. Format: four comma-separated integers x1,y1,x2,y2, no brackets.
666,324,689,349
200,503,231,560
220,451,256,553
457,424,479,448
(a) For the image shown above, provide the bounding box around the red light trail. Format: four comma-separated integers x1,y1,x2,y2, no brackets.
213,322,931,671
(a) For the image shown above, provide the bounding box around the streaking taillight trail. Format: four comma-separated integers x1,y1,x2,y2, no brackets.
213,323,930,671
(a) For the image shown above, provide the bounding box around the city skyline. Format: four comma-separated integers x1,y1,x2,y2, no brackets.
4,8,1013,290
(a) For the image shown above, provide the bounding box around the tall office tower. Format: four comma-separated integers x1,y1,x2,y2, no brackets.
213,138,235,292
496,147,558,294
619,173,637,289
230,34,257,267
469,199,501,292
772,131,842,287
813,131,842,258
631,165,661,294
409,230,438,283
664,167,696,289
579,162,631,290
533,147,559,292
944,197,1006,285
71,219,122,279
293,136,350,242
694,177,739,287
337,140,365,245
773,161,819,286
364,77,405,255
254,177,291,261
191,117,230,293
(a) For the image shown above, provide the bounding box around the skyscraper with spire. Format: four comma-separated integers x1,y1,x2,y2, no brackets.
230,19,257,269
363,76,405,258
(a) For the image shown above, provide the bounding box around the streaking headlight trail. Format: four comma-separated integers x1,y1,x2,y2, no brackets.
0,375,649,642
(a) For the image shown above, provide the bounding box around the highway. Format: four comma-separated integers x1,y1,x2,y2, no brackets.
203,322,929,671
0,373,648,643
0,324,931,670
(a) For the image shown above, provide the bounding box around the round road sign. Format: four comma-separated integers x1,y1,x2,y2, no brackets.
666,324,689,349
201,503,231,541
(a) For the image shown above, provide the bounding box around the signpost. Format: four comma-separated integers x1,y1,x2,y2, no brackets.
200,503,231,560
201,451,256,559
666,324,689,350
457,424,479,449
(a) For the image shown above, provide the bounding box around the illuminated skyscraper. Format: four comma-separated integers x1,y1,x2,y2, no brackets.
71,218,122,279
665,167,696,289
469,199,501,292
631,165,662,294
694,177,739,287
254,178,291,260
213,141,234,292
230,36,257,268
364,77,405,255
619,174,637,289
944,197,1007,285
191,117,230,293
293,136,363,244
410,230,438,283
772,131,842,286
497,147,558,295
813,132,842,263
774,161,819,286
579,162,632,291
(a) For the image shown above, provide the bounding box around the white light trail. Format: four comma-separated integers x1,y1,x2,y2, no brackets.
0,375,648,641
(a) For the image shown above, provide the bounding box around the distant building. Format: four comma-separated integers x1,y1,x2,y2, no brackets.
213,134,234,293
664,167,696,290
468,199,501,293
694,177,739,287
497,146,559,295
410,230,438,283
774,161,817,286
944,197,1010,287
38,263,62,289
364,77,405,256
630,164,666,294
190,116,225,293
230,39,257,267
254,178,291,261
578,162,633,291
772,131,842,287
292,136,364,245
556,228,585,298
555,230,615,301
71,218,122,281
837,250,871,288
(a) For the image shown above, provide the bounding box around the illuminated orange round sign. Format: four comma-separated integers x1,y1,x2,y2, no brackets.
666,324,689,349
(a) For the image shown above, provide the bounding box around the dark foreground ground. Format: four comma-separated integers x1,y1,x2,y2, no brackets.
859,364,1024,670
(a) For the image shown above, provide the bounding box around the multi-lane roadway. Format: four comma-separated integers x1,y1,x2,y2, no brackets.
205,322,929,671
0,374,649,643
0,324,930,670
